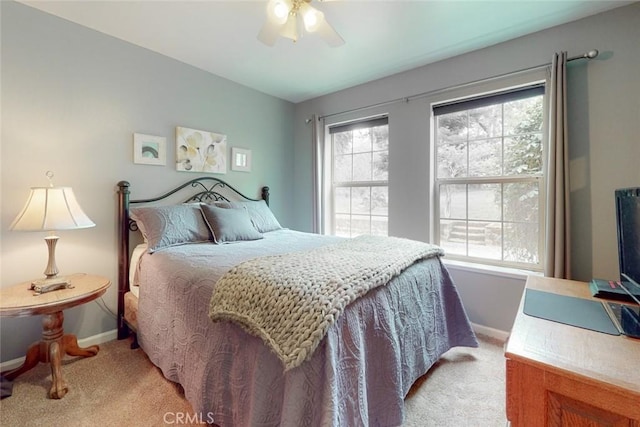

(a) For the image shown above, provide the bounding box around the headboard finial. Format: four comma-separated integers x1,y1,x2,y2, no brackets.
118,181,130,192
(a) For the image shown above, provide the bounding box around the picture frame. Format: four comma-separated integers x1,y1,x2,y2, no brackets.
176,126,227,174
133,133,166,166
231,147,252,172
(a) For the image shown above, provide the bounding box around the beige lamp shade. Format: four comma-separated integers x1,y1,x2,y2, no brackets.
10,187,95,231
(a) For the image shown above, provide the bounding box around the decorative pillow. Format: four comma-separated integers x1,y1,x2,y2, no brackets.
227,200,282,233
200,204,263,244
130,205,212,253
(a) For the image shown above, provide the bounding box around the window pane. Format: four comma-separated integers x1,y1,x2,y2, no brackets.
335,214,351,238
353,152,372,181
351,214,371,236
504,182,539,223
437,141,467,178
504,96,543,136
334,154,352,182
468,104,502,139
371,216,388,236
468,183,501,221
504,222,539,263
468,221,502,260
372,125,389,151
353,128,372,153
440,219,466,256
437,111,468,143
334,187,350,214
440,184,466,219
504,134,542,175
351,187,371,215
372,151,388,181
371,187,388,216
334,131,352,155
469,138,502,177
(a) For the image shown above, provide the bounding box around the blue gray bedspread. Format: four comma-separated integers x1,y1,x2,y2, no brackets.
135,229,477,426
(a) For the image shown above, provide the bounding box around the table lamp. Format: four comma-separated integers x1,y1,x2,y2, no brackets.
10,172,95,290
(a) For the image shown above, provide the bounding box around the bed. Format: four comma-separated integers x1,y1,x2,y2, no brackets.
116,177,478,427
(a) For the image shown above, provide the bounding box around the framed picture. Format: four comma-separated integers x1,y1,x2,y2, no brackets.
176,126,227,174
231,147,252,172
133,133,166,166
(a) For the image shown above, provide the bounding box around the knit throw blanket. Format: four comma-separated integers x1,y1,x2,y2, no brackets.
209,235,444,371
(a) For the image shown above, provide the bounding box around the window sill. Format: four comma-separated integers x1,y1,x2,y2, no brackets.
442,258,542,281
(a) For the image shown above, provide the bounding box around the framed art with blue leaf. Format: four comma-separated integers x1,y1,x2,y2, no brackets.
176,126,227,174
133,133,167,166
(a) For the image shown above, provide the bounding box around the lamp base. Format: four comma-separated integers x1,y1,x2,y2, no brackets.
31,277,73,294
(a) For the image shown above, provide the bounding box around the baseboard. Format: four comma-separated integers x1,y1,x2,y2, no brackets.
0,329,117,372
472,322,510,343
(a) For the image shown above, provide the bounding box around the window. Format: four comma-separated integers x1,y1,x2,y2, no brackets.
328,117,389,237
433,85,545,270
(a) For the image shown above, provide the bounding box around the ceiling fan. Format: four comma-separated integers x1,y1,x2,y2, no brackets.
257,0,345,47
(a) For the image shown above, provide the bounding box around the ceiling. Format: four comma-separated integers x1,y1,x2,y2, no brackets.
20,1,635,103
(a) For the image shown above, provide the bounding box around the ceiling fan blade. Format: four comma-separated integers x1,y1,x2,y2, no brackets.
316,19,344,47
257,20,284,46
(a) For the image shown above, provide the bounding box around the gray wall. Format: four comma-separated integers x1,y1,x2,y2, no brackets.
0,2,294,362
293,3,640,332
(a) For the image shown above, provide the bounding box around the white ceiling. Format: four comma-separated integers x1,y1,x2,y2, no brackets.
20,0,635,103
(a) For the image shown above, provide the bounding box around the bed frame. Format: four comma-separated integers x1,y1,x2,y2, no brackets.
116,177,270,343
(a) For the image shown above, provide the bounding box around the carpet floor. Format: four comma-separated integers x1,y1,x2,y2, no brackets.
0,335,506,426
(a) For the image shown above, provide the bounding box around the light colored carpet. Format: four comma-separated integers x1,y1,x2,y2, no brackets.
0,335,505,426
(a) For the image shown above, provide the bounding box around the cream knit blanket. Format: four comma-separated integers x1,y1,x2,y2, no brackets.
209,235,444,371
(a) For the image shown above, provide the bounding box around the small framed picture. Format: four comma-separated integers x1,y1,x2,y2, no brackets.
133,133,166,166
231,147,252,172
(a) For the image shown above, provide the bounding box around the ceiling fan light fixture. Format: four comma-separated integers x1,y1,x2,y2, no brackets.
258,0,344,47
300,4,324,33
267,0,291,25
280,15,299,42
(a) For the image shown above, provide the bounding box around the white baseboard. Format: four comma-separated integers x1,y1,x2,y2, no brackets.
472,322,510,342
0,329,117,372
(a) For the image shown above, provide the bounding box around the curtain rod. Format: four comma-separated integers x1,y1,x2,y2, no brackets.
315,49,599,122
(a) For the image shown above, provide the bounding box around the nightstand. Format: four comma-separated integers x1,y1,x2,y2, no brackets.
0,273,111,399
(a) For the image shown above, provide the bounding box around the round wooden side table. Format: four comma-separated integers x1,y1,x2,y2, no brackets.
0,273,111,399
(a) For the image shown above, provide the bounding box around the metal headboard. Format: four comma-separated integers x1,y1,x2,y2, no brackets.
116,177,270,341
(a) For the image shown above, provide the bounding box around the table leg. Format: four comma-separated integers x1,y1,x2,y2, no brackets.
0,310,100,399
48,341,68,399
61,334,99,357
1,342,41,381
41,311,68,399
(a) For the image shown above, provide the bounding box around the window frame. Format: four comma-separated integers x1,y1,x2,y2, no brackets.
432,81,547,272
326,116,390,237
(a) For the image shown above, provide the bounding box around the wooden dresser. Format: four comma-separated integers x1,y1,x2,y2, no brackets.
505,275,640,426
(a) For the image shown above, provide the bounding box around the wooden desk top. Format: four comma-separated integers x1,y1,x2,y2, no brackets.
505,275,640,396
0,274,111,317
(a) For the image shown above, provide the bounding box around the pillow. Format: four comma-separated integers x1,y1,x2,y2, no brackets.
130,205,212,253
227,200,282,233
200,204,263,244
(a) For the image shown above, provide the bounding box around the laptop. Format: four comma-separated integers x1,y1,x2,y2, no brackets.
601,273,640,339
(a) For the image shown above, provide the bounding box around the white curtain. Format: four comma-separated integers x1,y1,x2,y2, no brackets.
311,114,324,234
544,52,571,279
